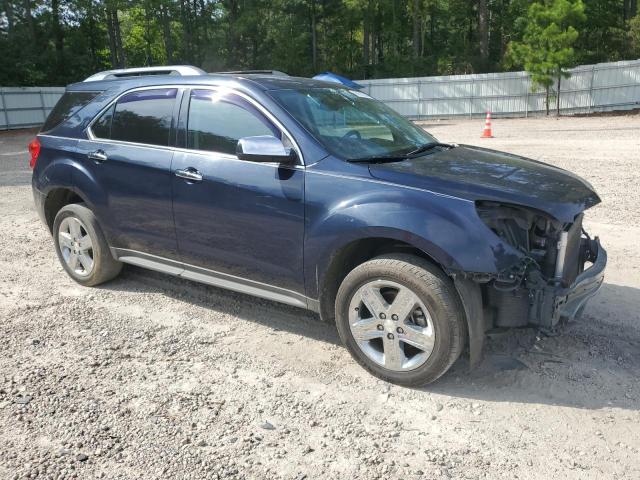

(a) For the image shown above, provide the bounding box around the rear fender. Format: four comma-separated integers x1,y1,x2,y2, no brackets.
36,146,112,243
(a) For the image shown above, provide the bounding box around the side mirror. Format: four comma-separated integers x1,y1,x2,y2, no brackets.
236,135,297,164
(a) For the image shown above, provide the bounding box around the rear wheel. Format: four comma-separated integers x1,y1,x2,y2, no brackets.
335,254,466,386
53,203,122,287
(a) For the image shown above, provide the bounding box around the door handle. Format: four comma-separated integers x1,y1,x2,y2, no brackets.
88,149,108,163
175,167,203,182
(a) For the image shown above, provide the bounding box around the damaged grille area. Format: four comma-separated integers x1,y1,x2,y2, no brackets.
476,201,592,328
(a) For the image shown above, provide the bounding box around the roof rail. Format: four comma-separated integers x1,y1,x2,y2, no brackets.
213,70,289,77
83,65,206,82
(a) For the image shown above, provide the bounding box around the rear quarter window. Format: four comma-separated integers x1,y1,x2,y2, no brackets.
42,91,101,132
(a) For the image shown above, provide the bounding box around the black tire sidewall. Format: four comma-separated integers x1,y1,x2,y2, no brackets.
335,256,464,386
52,204,117,287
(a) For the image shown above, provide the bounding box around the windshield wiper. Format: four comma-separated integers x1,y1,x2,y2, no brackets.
348,142,456,164
405,142,456,157
348,154,408,163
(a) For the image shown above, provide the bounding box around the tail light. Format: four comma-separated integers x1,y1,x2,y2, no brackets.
28,138,41,169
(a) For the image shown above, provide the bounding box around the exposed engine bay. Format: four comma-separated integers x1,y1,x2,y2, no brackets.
474,201,603,330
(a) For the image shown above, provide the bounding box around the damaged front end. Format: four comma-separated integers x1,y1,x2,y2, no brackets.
476,201,606,329
457,201,607,365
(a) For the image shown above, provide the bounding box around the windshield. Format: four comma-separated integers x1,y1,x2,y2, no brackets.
268,87,437,161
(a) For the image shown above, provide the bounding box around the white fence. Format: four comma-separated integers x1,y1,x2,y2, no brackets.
358,59,640,119
0,87,65,130
1,59,640,129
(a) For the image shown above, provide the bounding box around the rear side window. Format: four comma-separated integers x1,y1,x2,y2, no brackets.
92,88,177,146
187,90,278,155
42,91,100,132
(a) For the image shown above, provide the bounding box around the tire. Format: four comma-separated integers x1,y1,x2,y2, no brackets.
52,203,122,287
335,254,466,386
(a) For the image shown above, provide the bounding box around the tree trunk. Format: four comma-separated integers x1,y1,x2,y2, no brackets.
106,8,119,68
478,0,489,69
114,9,126,67
159,3,174,64
545,85,550,116
363,2,371,70
556,74,561,116
225,0,239,68
374,9,383,65
86,2,98,71
624,0,630,21
24,0,37,44
180,0,192,63
51,0,65,78
144,3,153,65
429,6,435,55
192,0,201,64
412,0,421,58
199,0,209,52
310,0,318,71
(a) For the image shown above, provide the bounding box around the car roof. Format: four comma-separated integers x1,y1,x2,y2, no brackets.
66,73,347,94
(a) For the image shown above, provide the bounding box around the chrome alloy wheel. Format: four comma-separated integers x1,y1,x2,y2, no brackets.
348,280,435,372
58,217,94,277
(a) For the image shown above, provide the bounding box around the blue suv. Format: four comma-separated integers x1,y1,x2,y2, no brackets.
30,66,606,385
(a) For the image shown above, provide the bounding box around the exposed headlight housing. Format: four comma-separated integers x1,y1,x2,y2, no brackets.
475,201,566,280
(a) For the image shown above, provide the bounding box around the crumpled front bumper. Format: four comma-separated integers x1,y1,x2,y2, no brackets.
557,238,606,319
530,238,607,327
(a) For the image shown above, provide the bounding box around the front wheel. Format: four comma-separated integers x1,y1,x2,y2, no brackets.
52,203,122,287
335,254,466,386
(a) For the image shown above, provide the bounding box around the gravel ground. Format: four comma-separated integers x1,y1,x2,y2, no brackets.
1,116,639,480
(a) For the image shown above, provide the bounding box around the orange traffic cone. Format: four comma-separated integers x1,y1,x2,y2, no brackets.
481,111,494,138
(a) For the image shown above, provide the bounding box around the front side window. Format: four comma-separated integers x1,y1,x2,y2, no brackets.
92,88,177,146
269,87,436,161
187,90,278,155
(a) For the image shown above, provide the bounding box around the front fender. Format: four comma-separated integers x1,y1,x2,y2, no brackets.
304,168,523,299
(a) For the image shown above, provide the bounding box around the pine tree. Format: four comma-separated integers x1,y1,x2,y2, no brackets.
508,0,586,115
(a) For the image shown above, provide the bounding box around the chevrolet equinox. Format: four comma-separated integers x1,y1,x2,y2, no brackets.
30,66,607,385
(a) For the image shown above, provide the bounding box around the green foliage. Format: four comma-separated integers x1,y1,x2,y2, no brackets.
0,0,637,86
508,0,586,90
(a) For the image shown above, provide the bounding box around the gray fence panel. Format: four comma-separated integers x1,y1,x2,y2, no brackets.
2,59,640,128
0,87,65,130
358,59,640,119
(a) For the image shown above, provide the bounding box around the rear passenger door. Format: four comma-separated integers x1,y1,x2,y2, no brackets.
76,88,180,259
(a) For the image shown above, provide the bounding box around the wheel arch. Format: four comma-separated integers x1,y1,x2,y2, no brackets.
40,158,110,236
42,187,88,232
315,233,486,367
316,234,452,325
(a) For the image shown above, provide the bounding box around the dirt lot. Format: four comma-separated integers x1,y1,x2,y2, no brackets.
1,116,639,480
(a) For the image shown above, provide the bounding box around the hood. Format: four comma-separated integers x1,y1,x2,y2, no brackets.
368,145,600,223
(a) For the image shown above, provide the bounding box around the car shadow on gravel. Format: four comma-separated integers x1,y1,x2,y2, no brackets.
101,268,639,411
98,265,341,346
